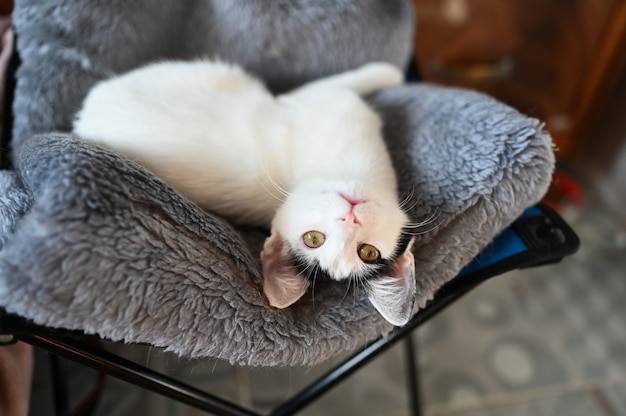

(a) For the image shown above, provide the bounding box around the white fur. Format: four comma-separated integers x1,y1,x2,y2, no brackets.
74,60,412,311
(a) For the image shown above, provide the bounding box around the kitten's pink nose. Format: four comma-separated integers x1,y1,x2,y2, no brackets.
339,194,364,226
341,211,359,225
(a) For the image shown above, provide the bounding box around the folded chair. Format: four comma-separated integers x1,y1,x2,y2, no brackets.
0,1,579,415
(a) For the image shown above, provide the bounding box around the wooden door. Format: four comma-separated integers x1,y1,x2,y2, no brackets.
412,0,626,161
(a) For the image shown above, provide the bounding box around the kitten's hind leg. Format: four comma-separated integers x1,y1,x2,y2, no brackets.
288,62,404,97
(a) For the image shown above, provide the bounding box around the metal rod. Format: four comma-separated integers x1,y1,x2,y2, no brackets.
404,335,422,416
270,334,396,416
270,308,435,416
18,334,261,416
49,354,70,416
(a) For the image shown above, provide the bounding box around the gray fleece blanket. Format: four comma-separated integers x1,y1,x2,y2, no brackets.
0,0,554,367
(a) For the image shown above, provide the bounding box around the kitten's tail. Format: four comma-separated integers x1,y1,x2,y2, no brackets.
288,62,404,97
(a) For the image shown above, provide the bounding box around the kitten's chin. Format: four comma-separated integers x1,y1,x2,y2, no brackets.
321,261,360,282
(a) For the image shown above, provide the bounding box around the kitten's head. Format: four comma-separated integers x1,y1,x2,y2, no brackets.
261,178,417,326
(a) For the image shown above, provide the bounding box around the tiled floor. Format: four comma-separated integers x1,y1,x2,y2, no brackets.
28,168,626,416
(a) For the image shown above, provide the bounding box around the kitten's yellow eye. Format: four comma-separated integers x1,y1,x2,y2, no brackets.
303,231,326,248
358,244,380,263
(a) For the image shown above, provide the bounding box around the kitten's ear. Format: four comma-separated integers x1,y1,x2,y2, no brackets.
260,232,309,309
366,249,416,327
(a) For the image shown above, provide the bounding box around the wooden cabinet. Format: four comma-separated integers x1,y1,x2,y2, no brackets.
412,0,626,161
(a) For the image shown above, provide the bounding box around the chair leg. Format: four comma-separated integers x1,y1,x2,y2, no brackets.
49,354,70,416
404,335,422,416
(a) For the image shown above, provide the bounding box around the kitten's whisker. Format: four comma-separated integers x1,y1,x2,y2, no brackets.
404,207,441,228
401,202,417,215
310,266,319,307
267,172,290,198
400,187,427,215
402,197,421,213
299,261,317,280
254,167,288,202
264,163,291,198
254,174,284,202
340,277,353,304
357,274,367,301
402,218,445,236
402,208,444,236
399,186,417,210
425,208,442,227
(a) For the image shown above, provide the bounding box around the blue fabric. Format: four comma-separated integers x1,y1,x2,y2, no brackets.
457,206,545,278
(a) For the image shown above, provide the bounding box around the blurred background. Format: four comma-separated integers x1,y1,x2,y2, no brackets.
22,0,626,415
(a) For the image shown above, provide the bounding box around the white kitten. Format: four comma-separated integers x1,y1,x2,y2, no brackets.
73,60,416,326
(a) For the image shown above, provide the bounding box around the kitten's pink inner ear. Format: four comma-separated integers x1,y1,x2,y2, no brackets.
260,232,309,309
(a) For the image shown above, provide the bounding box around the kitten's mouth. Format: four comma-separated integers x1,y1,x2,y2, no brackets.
339,193,366,206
